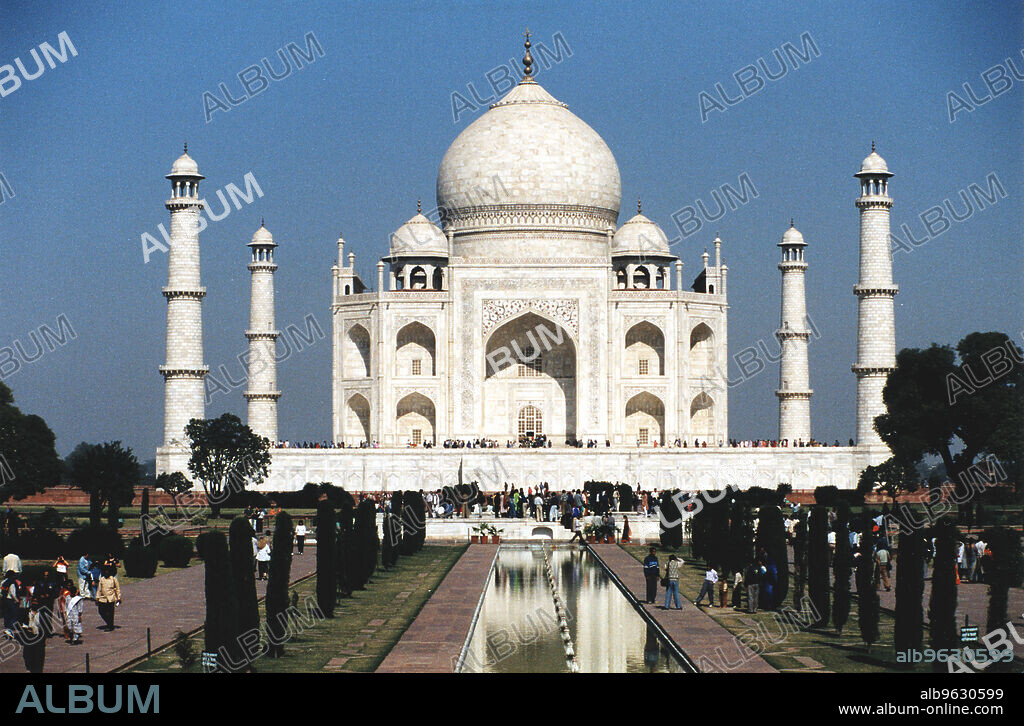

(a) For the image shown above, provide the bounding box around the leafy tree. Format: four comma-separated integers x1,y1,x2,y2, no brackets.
316,500,336,617
928,518,959,669
831,501,851,634
229,517,259,670
856,518,880,650
984,526,1023,633
0,381,61,501
123,536,158,578
756,504,789,607
266,511,293,658
201,531,239,671
185,414,271,518
65,440,139,527
893,503,925,655
856,456,919,503
727,499,755,578
874,333,1023,496
155,471,193,507
807,505,830,627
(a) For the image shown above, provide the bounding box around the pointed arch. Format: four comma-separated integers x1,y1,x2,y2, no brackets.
396,392,435,446
689,322,715,375
690,391,715,443
345,392,370,445
625,391,665,445
625,321,665,376
344,323,371,378
396,321,436,376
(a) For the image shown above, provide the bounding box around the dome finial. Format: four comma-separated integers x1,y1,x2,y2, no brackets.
637,197,642,214
183,141,188,154
871,139,875,152
790,218,794,227
261,217,265,227
522,28,534,79
417,198,422,214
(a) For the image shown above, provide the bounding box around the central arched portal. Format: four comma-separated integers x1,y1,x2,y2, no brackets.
483,312,576,444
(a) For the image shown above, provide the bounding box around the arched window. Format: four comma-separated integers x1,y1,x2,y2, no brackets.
517,405,543,436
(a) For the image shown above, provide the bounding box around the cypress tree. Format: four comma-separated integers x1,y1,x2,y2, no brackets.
727,499,754,578
659,490,682,550
228,517,259,670
929,518,959,670
755,504,789,608
831,502,851,634
336,503,353,597
856,516,879,650
316,500,336,617
792,510,808,609
266,511,294,658
202,531,239,672
381,510,398,569
808,505,830,627
985,526,1022,633
355,498,379,585
893,503,925,655
412,490,427,552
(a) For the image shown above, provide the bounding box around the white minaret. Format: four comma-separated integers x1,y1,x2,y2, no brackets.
160,145,209,447
853,143,897,447
776,221,812,443
244,221,281,442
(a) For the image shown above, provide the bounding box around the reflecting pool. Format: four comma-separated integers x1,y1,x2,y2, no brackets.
461,545,688,673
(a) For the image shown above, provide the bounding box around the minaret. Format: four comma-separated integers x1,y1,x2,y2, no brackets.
244,221,281,442
160,145,209,447
776,221,812,443
853,143,897,447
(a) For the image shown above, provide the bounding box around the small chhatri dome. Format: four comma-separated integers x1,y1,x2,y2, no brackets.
612,212,670,256
780,221,806,246
856,142,892,177
249,221,276,246
167,143,202,178
390,211,447,256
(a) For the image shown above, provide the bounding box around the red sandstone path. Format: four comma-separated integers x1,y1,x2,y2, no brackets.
590,544,777,673
0,548,318,674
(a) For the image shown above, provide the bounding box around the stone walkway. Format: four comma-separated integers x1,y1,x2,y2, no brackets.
590,545,777,673
376,544,497,673
0,549,318,673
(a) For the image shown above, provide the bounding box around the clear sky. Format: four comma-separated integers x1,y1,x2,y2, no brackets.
1,0,1021,459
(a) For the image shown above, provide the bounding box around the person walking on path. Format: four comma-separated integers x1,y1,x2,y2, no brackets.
621,515,632,543
77,553,92,599
662,554,682,610
568,516,584,544
294,520,308,554
745,559,763,614
21,600,46,673
255,536,272,580
35,570,58,638
95,567,121,631
695,564,718,607
53,556,69,583
65,586,85,645
731,571,744,608
1,570,20,631
874,545,892,591
642,547,660,603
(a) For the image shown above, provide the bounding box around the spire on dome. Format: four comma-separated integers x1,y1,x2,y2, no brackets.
637,198,642,215
871,139,875,152
522,28,534,79
790,218,794,227
417,198,422,214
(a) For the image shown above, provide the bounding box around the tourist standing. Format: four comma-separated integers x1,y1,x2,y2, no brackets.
1,570,19,631
65,586,85,645
662,555,682,610
621,514,631,543
77,553,91,599
874,544,891,591
642,547,659,603
21,600,46,673
3,550,22,575
256,537,272,580
35,570,58,638
695,564,718,607
294,519,308,554
53,556,69,583
95,568,121,631
745,559,762,614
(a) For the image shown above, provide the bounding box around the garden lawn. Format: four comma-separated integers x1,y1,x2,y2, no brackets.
127,544,465,673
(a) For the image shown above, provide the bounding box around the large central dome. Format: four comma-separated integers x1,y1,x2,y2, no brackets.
436,76,622,243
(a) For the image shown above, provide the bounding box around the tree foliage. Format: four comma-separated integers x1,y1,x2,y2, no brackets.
856,518,880,649
185,414,271,516
984,526,1023,633
0,381,61,501
807,505,830,627
65,440,140,527
155,471,193,505
928,517,959,668
756,504,789,607
201,531,239,671
832,502,851,634
315,500,336,617
893,503,925,654
229,516,259,669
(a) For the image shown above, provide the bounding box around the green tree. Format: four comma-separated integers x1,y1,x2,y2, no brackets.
856,518,880,650
893,503,925,655
155,471,192,507
335,502,354,597
0,381,61,501
928,518,959,670
229,517,259,670
353,498,379,588
808,505,830,627
65,440,139,527
315,500,336,616
984,526,1023,633
185,414,271,518
831,502,851,634
755,504,789,607
201,531,239,672
266,511,294,658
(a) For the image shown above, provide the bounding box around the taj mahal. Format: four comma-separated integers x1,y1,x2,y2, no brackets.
155,37,898,493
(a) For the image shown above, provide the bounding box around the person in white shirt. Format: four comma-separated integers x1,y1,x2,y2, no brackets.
695,565,718,607
973,539,987,582
294,520,308,555
2,552,21,575
255,537,272,580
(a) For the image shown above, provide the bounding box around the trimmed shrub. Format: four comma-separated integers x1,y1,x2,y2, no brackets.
13,527,65,559
353,498,379,587
659,490,682,549
929,518,959,669
832,502,852,634
756,504,789,607
201,531,239,671
335,504,353,597
266,511,294,657
807,506,830,627
813,485,840,507
159,534,194,567
856,517,880,649
123,536,159,578
894,503,925,655
316,501,336,617
65,524,123,559
229,517,259,666
984,526,1022,633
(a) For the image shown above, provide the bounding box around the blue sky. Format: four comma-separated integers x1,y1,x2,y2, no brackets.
1,0,1020,459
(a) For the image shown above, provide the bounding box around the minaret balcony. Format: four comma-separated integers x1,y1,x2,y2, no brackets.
159,364,209,379
853,284,899,297
164,197,205,211
243,390,282,401
775,329,811,340
855,196,893,209
775,389,812,399
247,261,278,272
851,364,896,376
162,287,207,300
245,330,280,341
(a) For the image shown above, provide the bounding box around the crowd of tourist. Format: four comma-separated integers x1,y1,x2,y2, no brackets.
1,548,123,672
273,436,853,449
